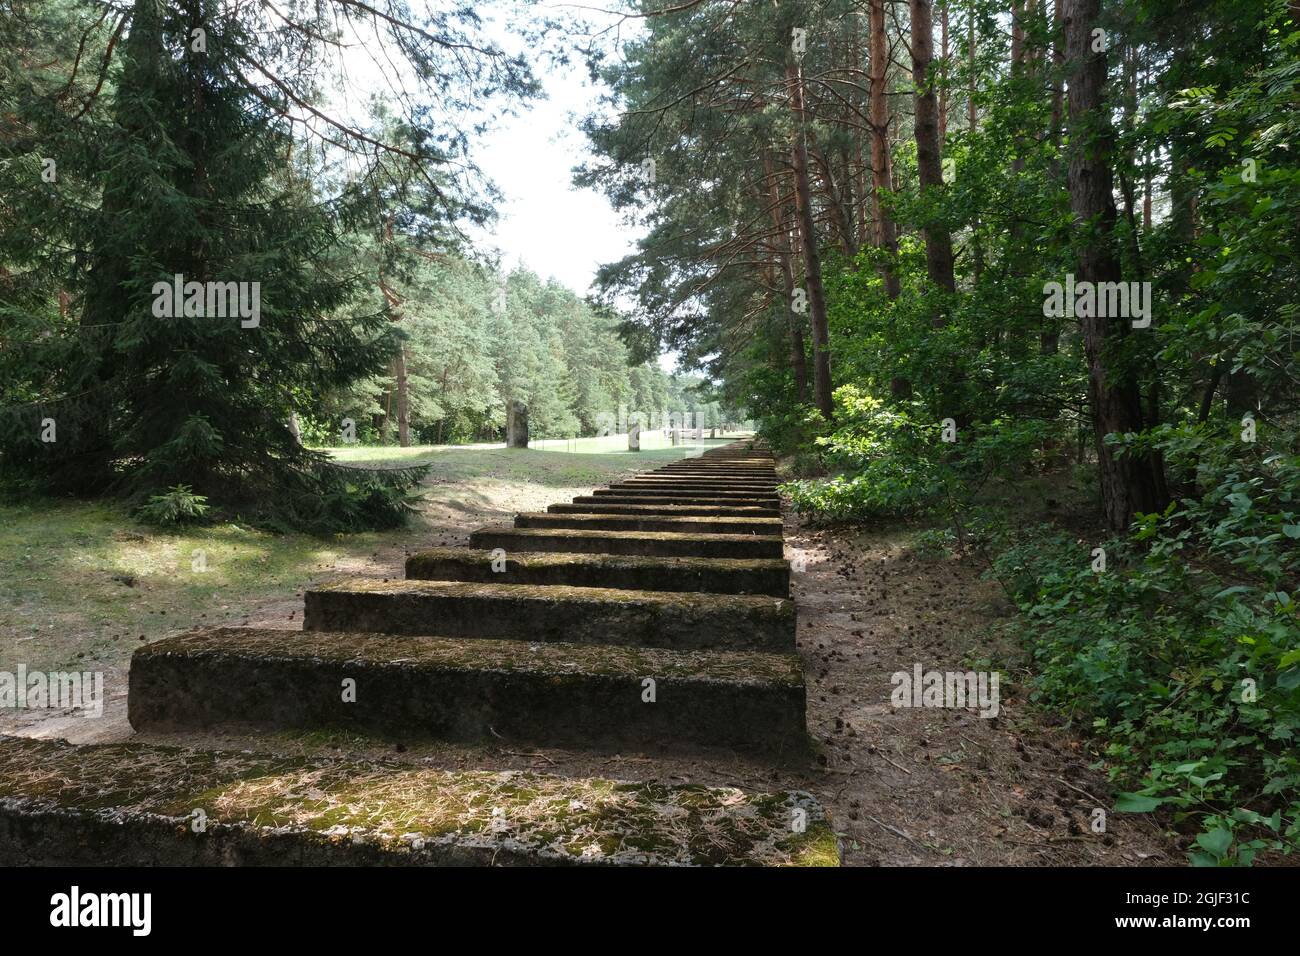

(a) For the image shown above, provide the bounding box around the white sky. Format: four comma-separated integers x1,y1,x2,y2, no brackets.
473,59,634,295
326,1,677,371
471,8,679,372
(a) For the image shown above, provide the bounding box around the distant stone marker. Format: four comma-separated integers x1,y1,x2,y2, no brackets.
629,421,641,451
670,429,679,446
507,401,529,448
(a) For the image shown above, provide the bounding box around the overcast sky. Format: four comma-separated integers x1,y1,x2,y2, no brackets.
473,54,633,295
470,5,678,370
330,2,674,369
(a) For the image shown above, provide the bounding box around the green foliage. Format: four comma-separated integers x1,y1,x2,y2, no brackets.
989,425,1300,864
304,254,729,446
749,0,1299,866
0,0,542,533
259,464,429,536
134,485,210,528
785,386,1054,533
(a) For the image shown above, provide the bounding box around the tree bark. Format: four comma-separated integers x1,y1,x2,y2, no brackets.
967,6,977,131
762,152,810,400
869,0,900,299
391,348,410,446
1064,0,1167,531
1048,0,1065,180
378,272,410,447
814,147,858,256
938,3,949,142
1044,0,1066,357
788,62,834,419
909,0,957,299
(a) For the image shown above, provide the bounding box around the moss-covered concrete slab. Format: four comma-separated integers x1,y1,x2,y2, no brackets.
128,628,807,755
303,578,795,650
0,736,838,866
577,494,780,512
601,486,780,501
515,511,783,536
547,502,778,518
659,459,774,465
469,524,784,559
653,467,777,476
405,547,790,597
617,483,779,495
634,471,776,478
623,475,778,486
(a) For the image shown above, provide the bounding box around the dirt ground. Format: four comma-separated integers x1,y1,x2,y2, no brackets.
3,472,1181,865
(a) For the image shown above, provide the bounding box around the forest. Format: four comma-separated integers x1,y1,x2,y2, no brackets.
577,0,1300,864
0,0,1297,876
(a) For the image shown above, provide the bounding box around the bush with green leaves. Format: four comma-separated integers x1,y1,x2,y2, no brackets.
989,427,1300,865
783,385,1052,534
135,485,210,527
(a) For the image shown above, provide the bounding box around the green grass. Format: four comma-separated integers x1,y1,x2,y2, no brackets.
0,438,750,671
323,435,746,487
0,499,384,671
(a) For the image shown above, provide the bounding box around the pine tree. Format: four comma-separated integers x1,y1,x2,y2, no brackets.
1,0,537,529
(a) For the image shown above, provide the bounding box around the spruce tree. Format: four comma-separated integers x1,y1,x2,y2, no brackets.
1,0,538,529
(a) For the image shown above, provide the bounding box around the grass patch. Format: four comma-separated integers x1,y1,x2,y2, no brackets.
0,499,383,671
0,440,745,671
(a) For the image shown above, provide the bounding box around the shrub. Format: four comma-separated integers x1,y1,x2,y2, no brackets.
988,430,1300,865
135,484,210,527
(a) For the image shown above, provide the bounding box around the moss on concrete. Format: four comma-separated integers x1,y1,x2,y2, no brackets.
0,736,839,866
468,525,784,560
405,547,790,597
302,577,795,651
138,627,804,684
515,512,783,535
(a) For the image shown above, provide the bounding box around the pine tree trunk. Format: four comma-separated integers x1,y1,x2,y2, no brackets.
1048,0,1065,176
762,153,810,399
378,272,410,448
815,147,858,256
869,0,900,299
967,7,977,132
909,0,957,299
938,3,949,142
787,63,834,420
391,348,410,447
1064,0,1167,531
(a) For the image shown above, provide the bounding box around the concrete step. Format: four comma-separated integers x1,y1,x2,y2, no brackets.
653,468,776,476
470,525,784,559
604,485,780,500
0,736,838,866
128,628,807,756
624,476,774,486
603,482,779,495
304,579,795,651
548,502,778,518
615,483,779,495
659,460,775,468
515,512,783,536
574,495,780,513
659,459,775,467
406,547,790,596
